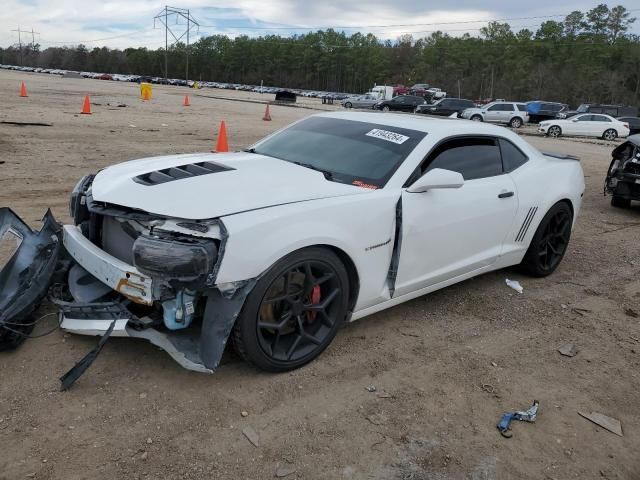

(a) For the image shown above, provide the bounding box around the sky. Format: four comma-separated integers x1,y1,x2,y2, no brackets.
0,1,638,49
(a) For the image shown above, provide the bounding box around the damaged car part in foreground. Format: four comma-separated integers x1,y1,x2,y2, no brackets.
3,112,585,379
604,134,640,208
0,208,62,351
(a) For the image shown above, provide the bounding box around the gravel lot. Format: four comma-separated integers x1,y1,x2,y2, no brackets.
0,69,639,480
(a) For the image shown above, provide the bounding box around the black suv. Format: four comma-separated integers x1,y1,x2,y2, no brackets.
374,95,425,112
561,104,638,119
415,98,476,116
526,101,569,123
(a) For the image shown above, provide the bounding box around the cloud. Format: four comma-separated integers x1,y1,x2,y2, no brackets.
0,0,637,49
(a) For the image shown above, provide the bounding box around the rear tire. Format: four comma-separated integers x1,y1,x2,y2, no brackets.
611,196,631,208
603,129,617,141
520,202,573,277
344,102,352,109
509,117,523,128
232,247,349,372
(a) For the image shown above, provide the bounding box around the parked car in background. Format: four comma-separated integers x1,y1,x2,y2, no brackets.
460,101,529,128
415,98,475,116
97,73,113,81
408,83,431,95
539,114,630,140
604,135,640,208
342,94,379,109
560,104,638,119
393,85,410,96
424,88,447,103
374,95,425,112
526,101,569,123
617,117,640,135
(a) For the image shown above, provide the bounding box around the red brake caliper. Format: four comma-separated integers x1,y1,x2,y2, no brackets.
307,285,321,322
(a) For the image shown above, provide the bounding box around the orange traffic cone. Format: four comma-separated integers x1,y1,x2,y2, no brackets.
183,95,191,107
215,121,229,152
81,95,91,114
19,81,28,97
262,104,272,121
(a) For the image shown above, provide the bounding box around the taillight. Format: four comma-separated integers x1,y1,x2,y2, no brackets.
623,123,629,129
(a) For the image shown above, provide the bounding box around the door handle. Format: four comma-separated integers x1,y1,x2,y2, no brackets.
498,191,514,198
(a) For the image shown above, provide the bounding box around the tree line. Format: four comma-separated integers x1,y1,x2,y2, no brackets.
1,3,639,107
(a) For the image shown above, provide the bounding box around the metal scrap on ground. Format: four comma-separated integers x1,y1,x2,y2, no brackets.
578,411,623,436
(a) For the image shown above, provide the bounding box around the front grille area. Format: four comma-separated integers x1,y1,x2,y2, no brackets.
133,161,234,186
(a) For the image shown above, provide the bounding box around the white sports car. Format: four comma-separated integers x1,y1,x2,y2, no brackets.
0,112,585,375
539,113,630,140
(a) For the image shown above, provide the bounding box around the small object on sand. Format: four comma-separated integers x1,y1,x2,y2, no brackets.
275,464,297,477
624,308,638,318
558,343,578,357
497,400,539,438
578,411,623,436
242,426,259,447
365,385,376,393
505,279,523,294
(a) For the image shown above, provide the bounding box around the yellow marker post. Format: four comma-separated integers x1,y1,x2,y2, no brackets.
140,82,153,101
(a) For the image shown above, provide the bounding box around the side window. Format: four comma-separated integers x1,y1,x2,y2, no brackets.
576,115,593,122
424,137,503,180
590,107,603,113
516,104,527,111
592,115,611,122
487,104,501,111
499,139,528,172
604,108,618,116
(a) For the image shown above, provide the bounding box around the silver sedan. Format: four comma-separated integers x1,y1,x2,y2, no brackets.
342,94,379,109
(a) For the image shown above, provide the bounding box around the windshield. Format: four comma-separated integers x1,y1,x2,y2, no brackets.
577,104,589,113
252,117,427,188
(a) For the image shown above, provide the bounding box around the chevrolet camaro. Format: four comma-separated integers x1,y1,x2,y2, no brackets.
0,112,585,374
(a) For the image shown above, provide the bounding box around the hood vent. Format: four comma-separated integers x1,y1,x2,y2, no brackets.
133,161,234,186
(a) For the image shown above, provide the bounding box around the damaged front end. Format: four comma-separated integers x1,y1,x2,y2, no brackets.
46,174,253,374
0,208,62,351
604,135,640,202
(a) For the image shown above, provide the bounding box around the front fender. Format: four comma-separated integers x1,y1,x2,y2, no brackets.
216,191,400,311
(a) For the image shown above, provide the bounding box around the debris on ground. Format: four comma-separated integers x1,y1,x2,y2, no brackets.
578,411,623,436
505,279,523,294
242,426,260,447
241,411,249,417
0,121,53,127
365,385,376,392
275,463,297,477
624,308,638,318
376,392,394,399
497,400,539,438
558,343,579,357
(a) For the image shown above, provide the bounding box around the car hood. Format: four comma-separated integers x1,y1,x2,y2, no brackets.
91,152,369,219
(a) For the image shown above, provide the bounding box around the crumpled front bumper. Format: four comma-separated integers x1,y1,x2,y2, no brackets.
0,208,62,351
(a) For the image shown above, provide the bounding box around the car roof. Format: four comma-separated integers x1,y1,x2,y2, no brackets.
316,111,515,136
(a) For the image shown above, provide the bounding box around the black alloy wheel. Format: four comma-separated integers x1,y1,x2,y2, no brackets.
233,248,349,372
521,202,573,277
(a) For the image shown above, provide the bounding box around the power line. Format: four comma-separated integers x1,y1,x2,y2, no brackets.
153,6,199,81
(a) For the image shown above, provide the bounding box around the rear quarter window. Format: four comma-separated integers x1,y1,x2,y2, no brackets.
499,139,528,172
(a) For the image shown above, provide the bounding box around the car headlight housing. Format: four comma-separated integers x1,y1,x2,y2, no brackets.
69,174,94,225
132,235,218,281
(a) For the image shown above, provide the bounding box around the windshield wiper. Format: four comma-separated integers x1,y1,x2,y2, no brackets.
291,161,334,180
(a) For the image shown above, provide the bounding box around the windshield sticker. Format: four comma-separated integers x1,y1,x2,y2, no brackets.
352,180,378,190
365,129,409,145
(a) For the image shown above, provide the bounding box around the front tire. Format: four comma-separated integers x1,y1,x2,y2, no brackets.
611,196,631,208
509,117,523,128
520,202,573,277
232,247,349,372
382,106,390,112
603,129,617,141
344,102,352,109
471,114,483,122
547,125,562,138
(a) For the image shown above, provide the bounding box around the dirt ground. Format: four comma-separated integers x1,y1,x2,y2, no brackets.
1,69,639,480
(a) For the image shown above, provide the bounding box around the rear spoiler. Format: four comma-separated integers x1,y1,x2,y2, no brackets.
542,151,580,161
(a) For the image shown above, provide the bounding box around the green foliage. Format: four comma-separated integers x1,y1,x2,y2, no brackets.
1,4,638,105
